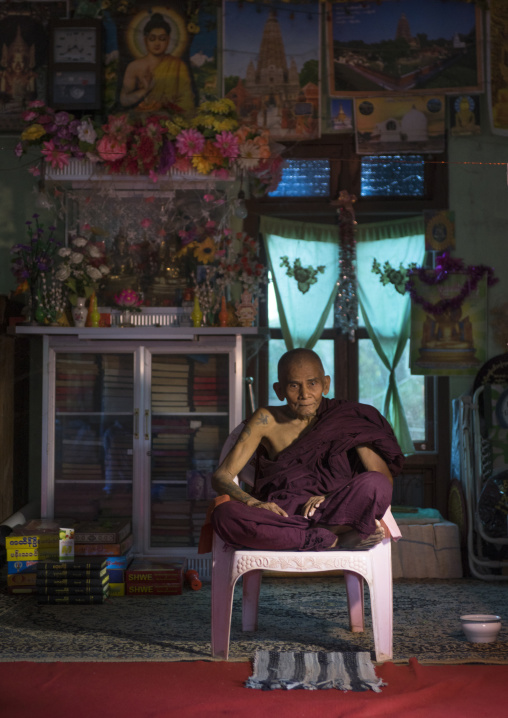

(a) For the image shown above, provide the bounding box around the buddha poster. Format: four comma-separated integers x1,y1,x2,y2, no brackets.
0,1,68,130
409,274,488,376
222,0,321,141
109,1,218,116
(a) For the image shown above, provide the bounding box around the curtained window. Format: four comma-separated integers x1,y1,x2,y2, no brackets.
260,214,426,454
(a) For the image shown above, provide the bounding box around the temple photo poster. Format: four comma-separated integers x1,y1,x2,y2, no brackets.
223,0,321,141
327,0,483,97
354,94,445,155
410,275,488,376
487,0,508,135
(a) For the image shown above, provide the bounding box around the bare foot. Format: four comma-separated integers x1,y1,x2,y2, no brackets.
326,520,385,550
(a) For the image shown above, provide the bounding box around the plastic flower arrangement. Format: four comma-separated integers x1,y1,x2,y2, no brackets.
15,99,284,193
10,213,61,290
55,235,110,305
114,289,143,312
217,232,268,299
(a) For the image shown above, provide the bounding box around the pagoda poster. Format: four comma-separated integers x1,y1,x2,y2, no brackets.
223,0,321,141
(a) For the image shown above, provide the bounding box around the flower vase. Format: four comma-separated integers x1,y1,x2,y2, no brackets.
191,296,203,327
88,292,100,328
72,297,88,328
219,296,228,327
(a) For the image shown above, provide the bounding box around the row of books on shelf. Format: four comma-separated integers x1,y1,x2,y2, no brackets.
55,355,228,413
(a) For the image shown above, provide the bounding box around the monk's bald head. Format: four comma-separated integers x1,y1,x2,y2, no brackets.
277,349,325,383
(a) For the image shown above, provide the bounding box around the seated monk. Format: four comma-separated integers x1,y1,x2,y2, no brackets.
211,348,404,551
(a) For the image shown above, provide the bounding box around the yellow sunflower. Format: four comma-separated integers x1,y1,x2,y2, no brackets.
21,124,46,142
193,236,216,264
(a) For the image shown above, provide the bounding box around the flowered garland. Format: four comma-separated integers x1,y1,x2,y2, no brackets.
16,98,284,194
372,252,498,316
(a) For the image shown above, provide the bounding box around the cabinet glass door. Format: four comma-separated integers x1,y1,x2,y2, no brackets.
149,353,230,550
53,351,134,521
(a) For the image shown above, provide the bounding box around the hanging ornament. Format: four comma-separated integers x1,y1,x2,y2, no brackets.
332,190,358,342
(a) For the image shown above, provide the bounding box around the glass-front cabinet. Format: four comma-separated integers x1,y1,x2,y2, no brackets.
31,328,253,559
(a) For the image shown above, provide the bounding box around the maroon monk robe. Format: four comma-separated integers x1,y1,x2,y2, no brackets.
211,398,404,552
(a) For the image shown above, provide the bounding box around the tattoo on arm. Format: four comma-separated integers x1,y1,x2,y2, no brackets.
237,425,251,443
255,411,269,426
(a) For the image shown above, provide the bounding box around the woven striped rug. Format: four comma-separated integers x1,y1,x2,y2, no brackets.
246,650,386,691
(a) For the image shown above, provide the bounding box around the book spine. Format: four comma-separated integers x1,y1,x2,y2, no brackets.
74,534,133,556
125,571,182,583
6,535,59,549
74,526,131,544
37,595,107,604
37,586,109,595
37,569,107,579
36,577,108,587
125,584,182,595
37,561,106,571
6,548,59,561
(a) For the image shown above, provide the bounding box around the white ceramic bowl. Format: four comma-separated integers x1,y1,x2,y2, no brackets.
460,614,502,643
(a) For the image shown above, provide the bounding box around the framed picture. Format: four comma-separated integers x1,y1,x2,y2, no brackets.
323,97,353,134
327,0,483,97
410,275,487,376
487,0,508,136
223,0,321,141
354,94,446,155
104,1,218,116
0,0,69,130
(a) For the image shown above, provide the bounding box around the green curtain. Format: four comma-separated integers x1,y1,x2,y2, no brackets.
260,215,339,350
356,216,425,454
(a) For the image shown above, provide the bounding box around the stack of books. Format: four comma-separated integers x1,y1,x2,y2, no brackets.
73,518,133,559
55,356,99,412
5,520,60,595
191,356,228,413
125,558,187,596
101,355,134,413
36,557,110,604
151,358,190,413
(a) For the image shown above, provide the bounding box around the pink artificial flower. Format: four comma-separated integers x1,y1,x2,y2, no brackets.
114,289,142,308
141,218,152,229
210,168,232,180
214,131,240,159
96,135,127,163
82,223,91,231
14,142,23,158
103,114,131,142
149,170,159,183
203,194,215,202
22,110,37,122
27,100,45,108
28,165,41,177
205,220,216,230
41,140,70,170
175,128,205,158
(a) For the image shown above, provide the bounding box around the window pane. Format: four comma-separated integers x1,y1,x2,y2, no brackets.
358,339,425,442
268,274,334,329
268,159,330,197
268,339,335,405
361,155,424,197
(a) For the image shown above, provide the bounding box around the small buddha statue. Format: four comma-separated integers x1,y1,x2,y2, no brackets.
103,230,138,305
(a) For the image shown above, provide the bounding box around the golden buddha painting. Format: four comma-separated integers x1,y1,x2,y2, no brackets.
410,274,488,376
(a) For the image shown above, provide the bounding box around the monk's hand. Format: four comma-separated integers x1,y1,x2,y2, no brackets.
246,498,288,517
302,495,326,519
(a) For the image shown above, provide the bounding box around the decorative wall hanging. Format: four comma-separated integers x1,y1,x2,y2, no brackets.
327,0,483,97
487,0,508,135
332,189,358,341
354,95,445,155
424,210,455,252
0,0,69,130
223,0,321,141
